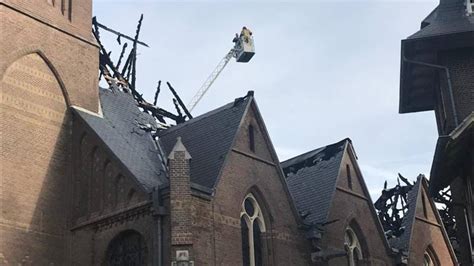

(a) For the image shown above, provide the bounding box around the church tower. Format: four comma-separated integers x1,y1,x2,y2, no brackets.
1,0,99,264
399,0,473,133
399,0,473,265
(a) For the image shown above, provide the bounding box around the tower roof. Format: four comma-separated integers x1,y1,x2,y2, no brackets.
408,0,474,40
399,0,474,114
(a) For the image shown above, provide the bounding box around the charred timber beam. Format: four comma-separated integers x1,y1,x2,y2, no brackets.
167,82,193,119
153,81,161,106
92,17,150,47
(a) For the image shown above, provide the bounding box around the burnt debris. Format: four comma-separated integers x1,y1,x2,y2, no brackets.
282,139,348,177
92,15,191,129
374,174,413,239
433,186,459,257
375,175,459,256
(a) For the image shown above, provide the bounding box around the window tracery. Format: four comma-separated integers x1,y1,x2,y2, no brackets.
240,194,265,266
344,226,363,266
423,247,438,266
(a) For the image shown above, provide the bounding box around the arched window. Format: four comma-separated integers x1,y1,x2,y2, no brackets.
345,226,363,266
346,164,353,190
423,247,439,266
106,230,147,266
241,194,266,266
248,125,255,152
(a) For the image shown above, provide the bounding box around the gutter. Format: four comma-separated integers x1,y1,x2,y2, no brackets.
402,56,459,127
152,187,166,266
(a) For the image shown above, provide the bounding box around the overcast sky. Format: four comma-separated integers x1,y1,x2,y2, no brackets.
94,0,439,200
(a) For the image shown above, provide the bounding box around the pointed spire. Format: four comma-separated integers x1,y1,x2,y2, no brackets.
168,136,191,160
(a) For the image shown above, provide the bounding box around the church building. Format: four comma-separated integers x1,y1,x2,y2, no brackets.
0,0,468,265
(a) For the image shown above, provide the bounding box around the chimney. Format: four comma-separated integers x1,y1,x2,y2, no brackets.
168,137,194,265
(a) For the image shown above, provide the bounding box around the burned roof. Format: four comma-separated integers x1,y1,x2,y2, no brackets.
73,86,168,192
387,177,421,251
158,93,252,189
281,138,349,225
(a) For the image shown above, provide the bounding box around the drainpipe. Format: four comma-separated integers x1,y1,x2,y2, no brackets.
152,186,165,266
403,56,459,127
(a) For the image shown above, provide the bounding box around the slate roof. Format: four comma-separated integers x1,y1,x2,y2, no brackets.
158,94,252,189
408,0,474,40
280,138,349,225
388,177,422,251
72,86,168,192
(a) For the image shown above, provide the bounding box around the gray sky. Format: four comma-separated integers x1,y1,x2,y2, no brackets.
94,0,439,200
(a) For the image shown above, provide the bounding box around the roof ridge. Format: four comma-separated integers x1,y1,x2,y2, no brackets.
158,94,252,137
281,138,350,167
282,139,347,225
157,93,253,188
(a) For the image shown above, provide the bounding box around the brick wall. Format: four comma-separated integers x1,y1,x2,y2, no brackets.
0,2,99,263
0,52,71,265
407,185,456,266
0,3,99,112
323,147,393,266
191,102,311,265
436,48,474,134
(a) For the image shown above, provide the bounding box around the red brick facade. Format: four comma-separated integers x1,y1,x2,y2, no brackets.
0,1,461,265
1,1,98,263
322,144,393,266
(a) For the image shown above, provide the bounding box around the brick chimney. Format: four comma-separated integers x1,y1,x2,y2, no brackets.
168,136,194,265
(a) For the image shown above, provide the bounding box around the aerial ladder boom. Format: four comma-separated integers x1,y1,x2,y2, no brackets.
188,27,255,112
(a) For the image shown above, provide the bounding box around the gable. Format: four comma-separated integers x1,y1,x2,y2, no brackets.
416,184,438,223
232,103,276,164
158,93,252,189
323,142,393,258
386,177,457,264
335,146,366,196
405,178,457,265
281,139,348,225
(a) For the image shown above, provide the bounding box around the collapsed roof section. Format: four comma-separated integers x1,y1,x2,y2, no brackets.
74,83,254,193
384,176,421,252
375,175,457,260
73,85,168,192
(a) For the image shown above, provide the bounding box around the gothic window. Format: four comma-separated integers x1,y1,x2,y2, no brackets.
423,247,439,266
344,226,363,266
423,252,434,266
346,164,353,190
248,125,255,152
91,148,101,213
115,175,125,207
106,230,148,266
422,194,428,219
241,194,266,266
